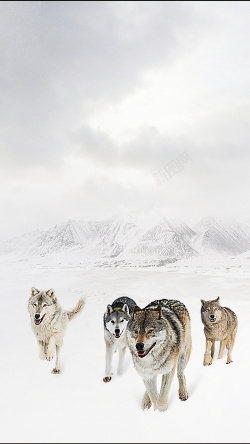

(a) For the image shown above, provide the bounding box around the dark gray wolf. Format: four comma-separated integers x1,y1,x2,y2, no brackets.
28,287,85,374
103,296,136,383
127,299,192,412
201,297,238,366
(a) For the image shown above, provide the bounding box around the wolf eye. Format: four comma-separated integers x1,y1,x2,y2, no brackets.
147,329,154,334
43,304,47,308
111,320,115,324
120,319,124,323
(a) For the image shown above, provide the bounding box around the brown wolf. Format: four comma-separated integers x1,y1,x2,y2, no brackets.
201,297,238,366
126,299,192,412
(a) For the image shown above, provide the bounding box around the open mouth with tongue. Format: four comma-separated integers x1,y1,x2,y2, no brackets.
34,314,46,326
137,342,157,358
114,329,122,339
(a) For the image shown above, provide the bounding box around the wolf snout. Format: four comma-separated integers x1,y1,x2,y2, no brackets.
136,341,157,358
34,313,46,325
209,314,216,322
115,329,121,338
136,342,145,352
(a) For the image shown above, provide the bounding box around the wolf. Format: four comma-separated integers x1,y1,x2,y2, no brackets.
28,287,85,374
127,299,192,412
201,297,238,366
103,296,137,383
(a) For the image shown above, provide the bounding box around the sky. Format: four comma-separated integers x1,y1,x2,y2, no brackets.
0,1,250,241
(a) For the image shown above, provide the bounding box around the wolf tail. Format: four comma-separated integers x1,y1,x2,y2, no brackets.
67,299,85,321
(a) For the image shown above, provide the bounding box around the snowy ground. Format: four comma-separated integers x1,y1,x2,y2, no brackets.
0,255,249,443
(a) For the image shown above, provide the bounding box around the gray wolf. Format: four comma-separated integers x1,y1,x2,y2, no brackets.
103,296,136,383
201,297,238,366
127,299,192,412
28,287,85,374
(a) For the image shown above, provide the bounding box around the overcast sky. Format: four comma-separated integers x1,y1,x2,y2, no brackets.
0,1,250,241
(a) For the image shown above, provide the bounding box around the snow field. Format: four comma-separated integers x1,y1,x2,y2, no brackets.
0,261,249,443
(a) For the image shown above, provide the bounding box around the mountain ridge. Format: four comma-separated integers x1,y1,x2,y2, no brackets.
1,214,250,263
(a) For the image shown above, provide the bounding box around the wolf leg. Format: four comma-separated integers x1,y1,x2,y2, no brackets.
226,333,236,364
218,339,227,359
211,340,215,359
103,343,115,383
117,346,126,376
157,363,177,412
38,341,46,360
177,346,191,401
46,336,56,361
204,339,213,366
143,377,158,411
52,345,62,374
142,392,152,410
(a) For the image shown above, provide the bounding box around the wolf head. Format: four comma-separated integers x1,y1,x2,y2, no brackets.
105,303,130,339
28,287,57,326
201,297,222,325
127,305,166,359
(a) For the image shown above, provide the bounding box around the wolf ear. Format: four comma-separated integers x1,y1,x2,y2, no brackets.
132,306,142,319
215,296,220,303
155,305,162,319
201,299,206,305
31,287,39,297
105,305,113,317
122,304,129,316
46,289,56,300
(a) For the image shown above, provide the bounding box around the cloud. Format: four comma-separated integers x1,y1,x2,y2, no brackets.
73,123,195,172
0,1,203,168
0,2,250,240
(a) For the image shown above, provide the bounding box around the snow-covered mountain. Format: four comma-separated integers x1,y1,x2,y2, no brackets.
26,220,102,256
241,221,250,239
193,217,250,255
0,230,44,255
129,220,197,260
1,214,250,264
86,215,140,258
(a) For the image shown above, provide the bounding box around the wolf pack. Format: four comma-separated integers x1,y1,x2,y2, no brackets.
28,288,238,412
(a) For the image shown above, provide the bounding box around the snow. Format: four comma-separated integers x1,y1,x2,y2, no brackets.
0,254,249,443
193,217,250,256
2,214,250,266
0,230,44,255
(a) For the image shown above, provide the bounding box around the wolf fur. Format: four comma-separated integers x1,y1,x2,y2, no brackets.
201,297,238,366
103,296,136,383
127,299,192,412
28,287,85,374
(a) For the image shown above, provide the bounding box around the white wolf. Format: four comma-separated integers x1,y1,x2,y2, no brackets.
103,296,136,383
28,287,85,374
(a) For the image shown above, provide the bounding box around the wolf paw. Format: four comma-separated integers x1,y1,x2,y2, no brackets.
52,368,61,375
179,391,189,401
46,352,54,361
226,359,233,365
203,356,213,366
156,401,168,412
142,393,152,410
103,377,112,383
